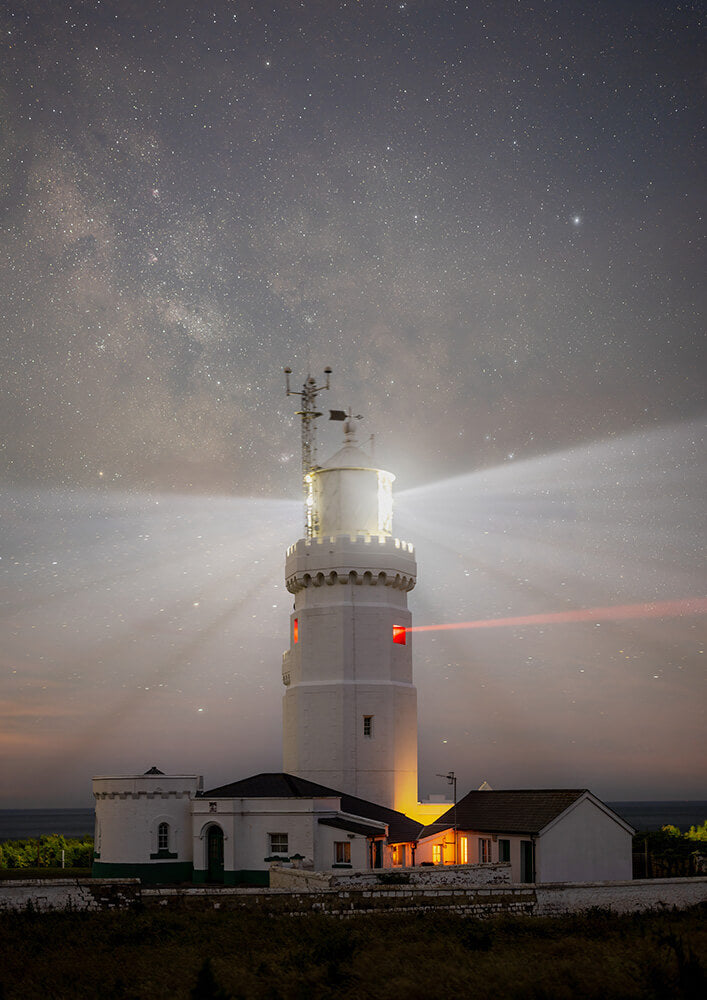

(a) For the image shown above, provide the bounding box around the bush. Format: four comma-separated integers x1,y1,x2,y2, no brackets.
0,834,93,871
633,823,707,878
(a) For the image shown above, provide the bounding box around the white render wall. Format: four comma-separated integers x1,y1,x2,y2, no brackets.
93,775,201,866
283,534,419,813
536,794,633,883
190,795,381,875
416,831,533,881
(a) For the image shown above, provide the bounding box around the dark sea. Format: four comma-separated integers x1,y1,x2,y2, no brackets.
0,802,705,840
607,801,707,833
0,809,95,841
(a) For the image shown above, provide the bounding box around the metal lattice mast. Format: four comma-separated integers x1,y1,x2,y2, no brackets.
284,366,332,537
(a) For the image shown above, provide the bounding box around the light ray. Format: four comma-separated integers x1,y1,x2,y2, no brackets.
406,597,707,634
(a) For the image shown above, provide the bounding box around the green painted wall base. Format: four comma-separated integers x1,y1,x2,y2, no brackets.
192,869,270,887
92,861,193,884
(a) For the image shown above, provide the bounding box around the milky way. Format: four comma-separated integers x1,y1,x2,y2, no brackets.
1,1,704,805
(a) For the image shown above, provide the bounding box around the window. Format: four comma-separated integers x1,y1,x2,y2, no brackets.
478,837,492,863
293,618,298,644
335,842,351,864
459,836,468,864
150,820,177,859
392,624,406,644
269,833,288,855
432,844,442,864
498,838,510,863
363,715,373,737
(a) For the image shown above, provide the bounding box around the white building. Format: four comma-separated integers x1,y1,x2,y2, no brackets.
93,769,419,885
414,789,635,883
92,376,634,885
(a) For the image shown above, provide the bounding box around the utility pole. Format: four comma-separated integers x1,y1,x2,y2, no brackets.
437,771,458,864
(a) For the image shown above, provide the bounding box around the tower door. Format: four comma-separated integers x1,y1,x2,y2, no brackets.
206,826,224,883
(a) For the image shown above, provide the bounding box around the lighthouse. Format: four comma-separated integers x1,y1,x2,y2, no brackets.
281,369,419,813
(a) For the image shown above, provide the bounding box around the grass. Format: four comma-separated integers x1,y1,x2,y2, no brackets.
0,904,705,999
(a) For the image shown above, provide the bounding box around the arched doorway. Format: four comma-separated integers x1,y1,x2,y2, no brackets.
206,825,224,883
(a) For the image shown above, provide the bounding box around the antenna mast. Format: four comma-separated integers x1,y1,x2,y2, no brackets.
284,366,332,537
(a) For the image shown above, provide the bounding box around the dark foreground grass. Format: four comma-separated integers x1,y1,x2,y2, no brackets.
0,904,705,1000
0,867,91,880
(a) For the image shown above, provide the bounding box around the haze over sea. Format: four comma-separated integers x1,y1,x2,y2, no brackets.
1,803,706,841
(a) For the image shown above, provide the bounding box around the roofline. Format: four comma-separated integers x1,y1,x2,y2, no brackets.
538,789,636,837
93,774,202,780
315,464,394,477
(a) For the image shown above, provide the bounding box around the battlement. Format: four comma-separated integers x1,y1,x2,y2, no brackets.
286,534,414,557
285,534,417,594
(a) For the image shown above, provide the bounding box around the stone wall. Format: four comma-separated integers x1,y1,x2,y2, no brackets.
0,879,141,913
270,862,512,891
1,876,704,917
143,884,536,918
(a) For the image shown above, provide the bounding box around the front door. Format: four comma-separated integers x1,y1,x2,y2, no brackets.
207,826,224,883
520,839,534,883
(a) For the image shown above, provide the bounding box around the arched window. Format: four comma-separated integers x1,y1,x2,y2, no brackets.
158,822,170,852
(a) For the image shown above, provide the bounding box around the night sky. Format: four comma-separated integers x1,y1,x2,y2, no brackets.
1,1,705,807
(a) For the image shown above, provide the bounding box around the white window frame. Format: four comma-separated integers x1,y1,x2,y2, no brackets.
334,841,351,864
478,837,492,863
269,832,288,855
158,822,170,852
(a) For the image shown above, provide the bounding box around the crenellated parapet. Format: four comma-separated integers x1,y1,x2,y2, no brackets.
92,775,202,801
285,534,417,594
94,790,192,800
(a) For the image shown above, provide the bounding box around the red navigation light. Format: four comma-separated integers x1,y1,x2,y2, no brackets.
293,618,299,644
393,625,407,645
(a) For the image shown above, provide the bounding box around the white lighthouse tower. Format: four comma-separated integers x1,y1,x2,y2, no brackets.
281,370,418,814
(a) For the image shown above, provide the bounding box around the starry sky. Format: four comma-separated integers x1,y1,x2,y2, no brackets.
1,1,705,807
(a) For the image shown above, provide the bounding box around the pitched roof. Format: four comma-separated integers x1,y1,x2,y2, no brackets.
200,772,422,843
419,789,588,838
203,772,336,800
318,816,387,838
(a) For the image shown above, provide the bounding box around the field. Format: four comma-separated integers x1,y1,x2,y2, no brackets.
0,904,705,999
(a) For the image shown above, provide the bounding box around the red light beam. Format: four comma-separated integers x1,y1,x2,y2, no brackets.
406,597,707,634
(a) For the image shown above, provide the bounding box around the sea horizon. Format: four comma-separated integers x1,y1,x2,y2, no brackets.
1,800,705,841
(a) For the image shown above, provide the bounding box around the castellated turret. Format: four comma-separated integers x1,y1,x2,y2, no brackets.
281,409,419,813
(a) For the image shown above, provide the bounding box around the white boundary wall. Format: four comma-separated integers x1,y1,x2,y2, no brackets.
535,877,707,915
270,862,512,890
1,876,705,915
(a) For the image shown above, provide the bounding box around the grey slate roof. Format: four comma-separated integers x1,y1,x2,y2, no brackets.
419,789,588,838
318,816,387,838
200,772,422,843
